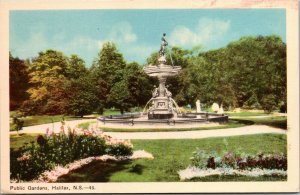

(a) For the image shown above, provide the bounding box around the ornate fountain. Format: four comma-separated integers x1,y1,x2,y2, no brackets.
97,33,228,126
143,33,181,119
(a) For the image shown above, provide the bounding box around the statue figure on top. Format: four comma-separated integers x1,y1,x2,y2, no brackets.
159,33,168,57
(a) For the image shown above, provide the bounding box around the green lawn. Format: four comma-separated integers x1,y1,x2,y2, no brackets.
55,134,287,182
247,116,287,129
225,111,271,117
10,133,42,150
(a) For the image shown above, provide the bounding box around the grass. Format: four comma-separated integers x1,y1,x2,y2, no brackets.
245,116,287,129
103,110,121,116
10,133,42,150
225,112,270,117
54,133,287,182
77,121,96,129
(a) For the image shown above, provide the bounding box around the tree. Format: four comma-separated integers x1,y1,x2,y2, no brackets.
66,55,88,79
107,80,131,114
65,76,99,117
9,53,30,110
23,50,69,115
124,62,153,107
260,94,278,113
91,42,126,113
223,35,286,111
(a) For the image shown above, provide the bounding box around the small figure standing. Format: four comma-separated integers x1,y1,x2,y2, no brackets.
152,85,159,98
159,33,168,57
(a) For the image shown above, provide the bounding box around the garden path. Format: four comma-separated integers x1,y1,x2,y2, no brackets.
10,119,95,135
10,118,286,140
103,125,286,140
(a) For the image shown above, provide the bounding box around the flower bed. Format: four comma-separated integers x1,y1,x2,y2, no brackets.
178,146,287,181
178,167,287,181
190,148,287,170
10,126,133,181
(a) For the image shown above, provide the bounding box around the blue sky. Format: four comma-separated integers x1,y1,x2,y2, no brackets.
10,9,286,66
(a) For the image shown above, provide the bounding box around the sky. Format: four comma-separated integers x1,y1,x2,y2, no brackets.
10,9,286,66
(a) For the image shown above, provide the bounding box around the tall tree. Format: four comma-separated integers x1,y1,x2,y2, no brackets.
65,75,99,117
107,80,131,114
66,54,88,79
91,42,126,113
124,62,153,107
23,50,69,115
9,53,30,110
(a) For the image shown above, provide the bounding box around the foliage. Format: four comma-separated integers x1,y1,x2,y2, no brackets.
91,42,126,113
10,128,133,181
64,76,99,117
10,116,24,132
190,146,287,170
9,53,30,110
22,50,69,115
107,80,131,114
11,35,286,114
124,62,153,107
260,94,278,113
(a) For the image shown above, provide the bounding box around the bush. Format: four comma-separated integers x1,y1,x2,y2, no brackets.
10,117,24,132
190,149,287,171
260,94,278,113
10,128,133,181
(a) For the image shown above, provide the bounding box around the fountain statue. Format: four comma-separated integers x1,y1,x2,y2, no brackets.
143,33,182,119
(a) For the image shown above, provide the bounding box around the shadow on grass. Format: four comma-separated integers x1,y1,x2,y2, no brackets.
57,160,137,182
129,164,145,175
232,117,287,129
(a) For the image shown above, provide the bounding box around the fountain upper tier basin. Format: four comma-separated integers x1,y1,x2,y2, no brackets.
144,65,181,77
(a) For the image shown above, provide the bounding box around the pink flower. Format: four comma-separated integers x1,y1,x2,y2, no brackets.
17,153,31,161
45,128,50,136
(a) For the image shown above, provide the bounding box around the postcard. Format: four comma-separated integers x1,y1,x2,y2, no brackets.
0,0,299,193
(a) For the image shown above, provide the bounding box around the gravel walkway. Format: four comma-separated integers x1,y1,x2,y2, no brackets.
103,125,286,140
10,119,286,140
10,119,95,135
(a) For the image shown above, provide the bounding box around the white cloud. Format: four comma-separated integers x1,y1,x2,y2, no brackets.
170,18,230,47
11,21,147,65
11,32,48,58
108,22,137,44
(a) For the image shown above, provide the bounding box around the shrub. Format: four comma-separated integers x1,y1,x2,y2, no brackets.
190,148,218,169
10,127,133,181
10,116,24,132
260,94,278,113
190,149,287,171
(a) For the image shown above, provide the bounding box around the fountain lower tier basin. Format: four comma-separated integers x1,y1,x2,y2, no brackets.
97,112,228,127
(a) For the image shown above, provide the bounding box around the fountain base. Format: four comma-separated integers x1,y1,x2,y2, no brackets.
148,113,173,119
